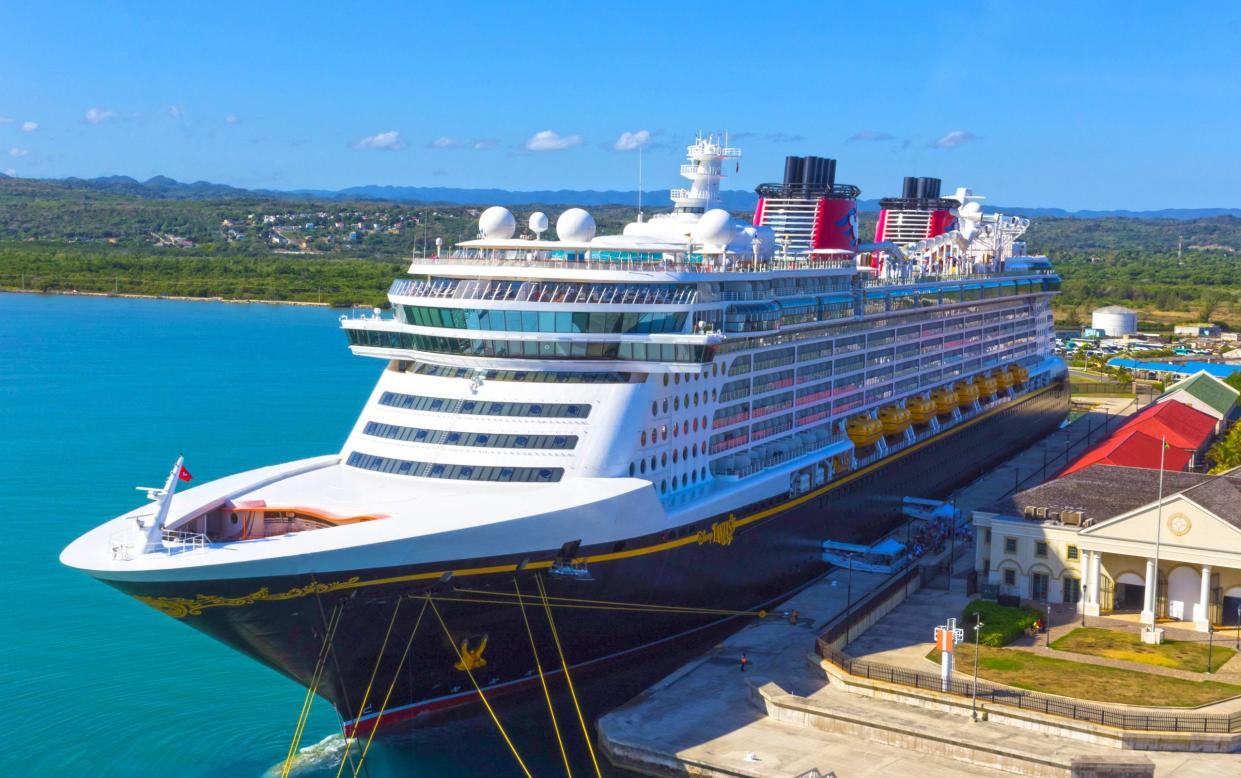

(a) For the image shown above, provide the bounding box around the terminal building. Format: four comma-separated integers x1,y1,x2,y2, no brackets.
973,465,1241,630
973,370,1240,631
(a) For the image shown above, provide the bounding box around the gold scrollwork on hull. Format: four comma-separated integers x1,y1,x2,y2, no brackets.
696,515,738,547
135,577,364,619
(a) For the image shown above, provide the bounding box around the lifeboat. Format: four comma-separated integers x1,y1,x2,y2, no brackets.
879,404,912,435
954,380,980,405
931,387,958,414
1010,364,1029,385
906,395,937,424
994,368,1014,390
846,415,884,447
972,373,998,396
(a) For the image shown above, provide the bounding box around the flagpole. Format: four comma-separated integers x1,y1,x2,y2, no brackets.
1151,434,1166,630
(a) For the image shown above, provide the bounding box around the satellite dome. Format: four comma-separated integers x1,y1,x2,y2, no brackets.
957,201,983,221
556,208,596,242
479,206,516,239
528,211,549,236
691,209,734,246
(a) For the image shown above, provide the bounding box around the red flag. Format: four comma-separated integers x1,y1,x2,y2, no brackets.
178,465,193,482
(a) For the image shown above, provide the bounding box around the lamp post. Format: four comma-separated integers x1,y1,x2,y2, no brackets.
1208,625,1215,674
972,612,983,721
1235,604,1240,652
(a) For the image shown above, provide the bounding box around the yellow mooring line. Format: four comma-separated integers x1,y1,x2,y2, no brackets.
335,599,404,778
352,598,430,778
536,574,602,778
281,599,343,778
428,595,534,778
515,577,573,778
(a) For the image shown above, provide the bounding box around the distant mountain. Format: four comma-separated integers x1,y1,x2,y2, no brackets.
6,173,1239,219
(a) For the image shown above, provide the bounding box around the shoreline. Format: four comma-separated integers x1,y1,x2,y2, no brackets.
0,287,354,308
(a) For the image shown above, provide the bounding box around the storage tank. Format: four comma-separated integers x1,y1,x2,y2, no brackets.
1091,305,1138,337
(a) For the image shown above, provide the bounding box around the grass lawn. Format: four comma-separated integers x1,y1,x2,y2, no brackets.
1051,627,1236,673
927,645,1241,707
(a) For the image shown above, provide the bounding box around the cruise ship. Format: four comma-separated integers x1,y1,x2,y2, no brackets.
62,136,1068,736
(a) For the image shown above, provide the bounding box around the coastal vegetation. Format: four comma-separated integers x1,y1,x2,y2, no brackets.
2,175,1239,317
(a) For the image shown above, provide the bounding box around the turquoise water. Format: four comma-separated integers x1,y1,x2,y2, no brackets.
0,293,654,777
0,294,373,775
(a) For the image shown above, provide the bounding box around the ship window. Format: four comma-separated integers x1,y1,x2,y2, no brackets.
379,392,590,419
347,451,563,482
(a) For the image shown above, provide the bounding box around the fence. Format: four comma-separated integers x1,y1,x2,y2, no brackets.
999,397,1137,500
814,642,1241,734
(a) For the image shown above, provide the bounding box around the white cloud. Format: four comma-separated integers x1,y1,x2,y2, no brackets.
931,130,980,150
847,130,894,143
224,112,241,125
85,107,117,124
9,147,29,157
524,130,582,152
352,130,407,151
3,168,15,177
430,136,499,150
613,130,651,151
21,121,38,132
0,116,12,125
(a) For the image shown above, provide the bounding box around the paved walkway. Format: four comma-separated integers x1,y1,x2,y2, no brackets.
600,574,1241,777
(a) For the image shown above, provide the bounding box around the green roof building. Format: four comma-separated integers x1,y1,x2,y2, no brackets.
1158,370,1239,432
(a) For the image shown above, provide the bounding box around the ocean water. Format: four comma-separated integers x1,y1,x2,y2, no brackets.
0,293,657,777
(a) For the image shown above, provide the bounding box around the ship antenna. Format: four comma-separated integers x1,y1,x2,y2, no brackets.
637,142,644,223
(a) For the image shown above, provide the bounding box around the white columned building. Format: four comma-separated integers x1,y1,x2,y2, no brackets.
974,465,1241,633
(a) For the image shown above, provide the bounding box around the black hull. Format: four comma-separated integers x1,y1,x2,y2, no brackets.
113,380,1069,733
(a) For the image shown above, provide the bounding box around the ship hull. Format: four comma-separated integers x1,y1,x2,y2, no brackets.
109,379,1069,733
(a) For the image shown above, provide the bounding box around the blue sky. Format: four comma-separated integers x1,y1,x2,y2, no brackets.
1,1,1238,209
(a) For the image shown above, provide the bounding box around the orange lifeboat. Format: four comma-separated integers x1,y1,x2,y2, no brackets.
994,368,1014,390
932,387,958,414
954,380,980,405
879,404,912,435
846,415,884,447
1010,364,1029,385
972,372,998,396
907,395,937,424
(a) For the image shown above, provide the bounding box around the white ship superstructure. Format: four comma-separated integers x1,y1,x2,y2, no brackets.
62,135,1068,735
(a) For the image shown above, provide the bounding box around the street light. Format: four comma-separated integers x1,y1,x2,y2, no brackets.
972,612,983,721
1208,625,1215,674
1235,604,1240,652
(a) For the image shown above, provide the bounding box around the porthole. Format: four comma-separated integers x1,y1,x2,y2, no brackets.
649,456,656,470
661,425,668,441
629,463,635,476
651,402,657,417
663,399,669,413
693,418,699,432
672,424,679,438
672,475,679,489
682,421,689,435
663,374,669,387
661,480,667,494
693,393,699,406
674,396,680,411
692,470,698,484
672,450,679,463
711,388,717,401
683,394,689,408
641,459,647,474
661,452,668,466
641,431,647,446
674,374,681,385
682,446,688,460
713,363,719,377
701,466,707,479
692,443,698,456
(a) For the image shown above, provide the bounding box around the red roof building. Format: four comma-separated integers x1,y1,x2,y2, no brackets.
1062,427,1193,476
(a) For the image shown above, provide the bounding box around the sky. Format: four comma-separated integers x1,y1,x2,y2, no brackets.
1,1,1238,210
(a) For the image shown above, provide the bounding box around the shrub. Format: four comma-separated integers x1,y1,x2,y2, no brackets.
963,599,1042,647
